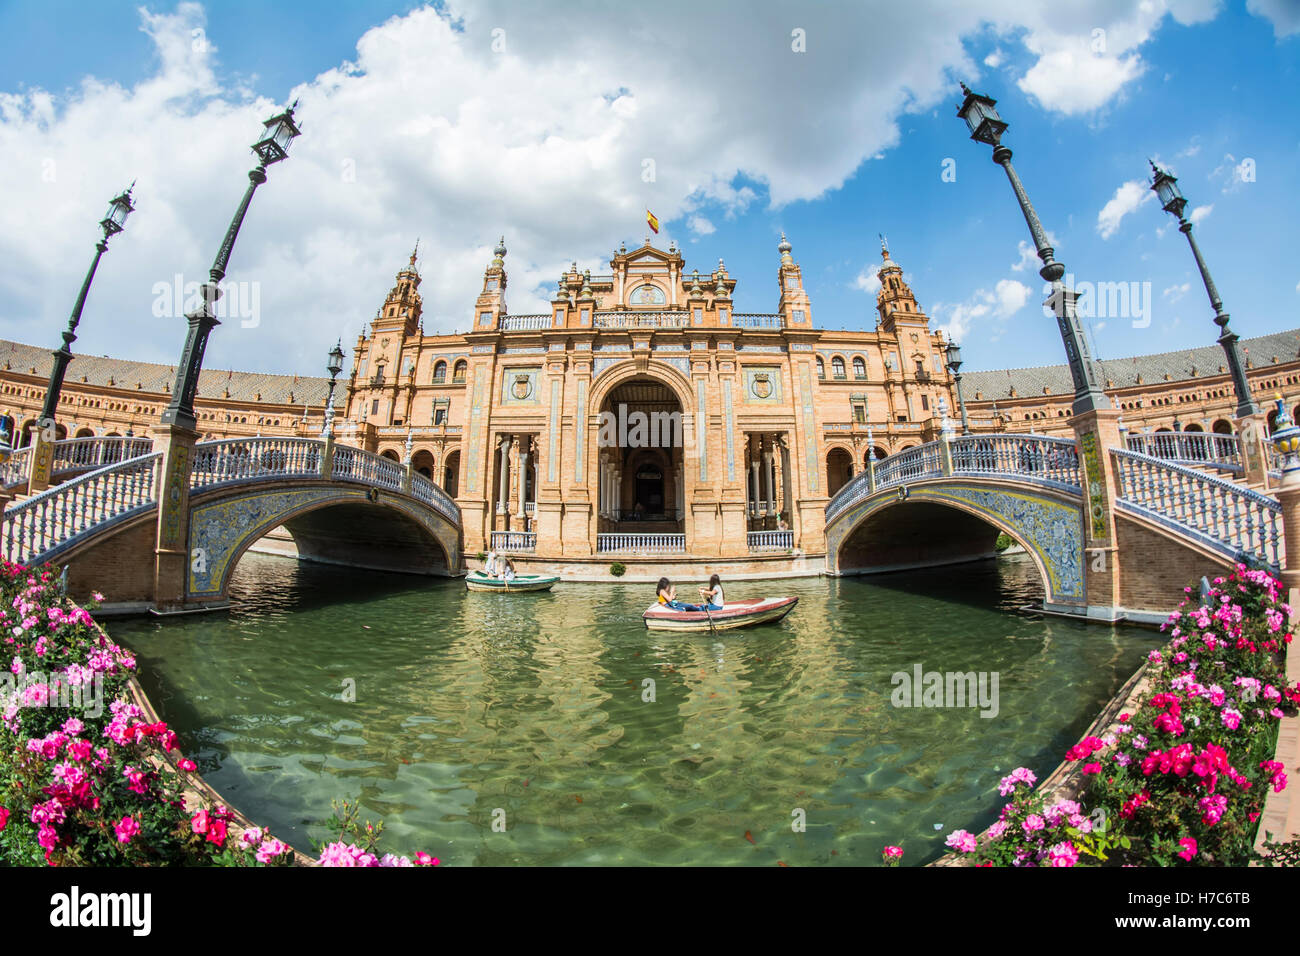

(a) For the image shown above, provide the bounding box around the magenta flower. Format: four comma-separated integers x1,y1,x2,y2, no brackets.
1047,842,1079,867
115,815,141,844
944,830,977,853
1177,837,1198,861
1022,814,1045,834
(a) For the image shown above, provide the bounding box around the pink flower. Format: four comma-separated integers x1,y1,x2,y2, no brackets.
1022,814,1045,834
191,809,210,835
115,815,141,844
37,823,58,851
178,758,197,772
944,830,977,853
882,846,903,858
256,838,290,864
1081,762,1101,775
0,807,8,831
414,852,439,866
1177,837,1198,861
240,826,265,847
1220,708,1242,731
1047,842,1079,867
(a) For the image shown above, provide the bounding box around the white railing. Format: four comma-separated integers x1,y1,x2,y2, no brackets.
1125,432,1242,474
1,446,32,488
748,500,774,516
1111,448,1282,568
748,530,793,552
597,533,686,554
2,452,161,565
732,313,783,329
191,438,324,489
490,531,536,552
593,311,690,329
409,471,462,525
825,433,1084,523
501,313,550,331
51,436,155,475
951,434,1081,490
331,446,405,492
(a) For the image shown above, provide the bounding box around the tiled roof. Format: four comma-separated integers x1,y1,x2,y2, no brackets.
0,339,331,407
963,328,1300,401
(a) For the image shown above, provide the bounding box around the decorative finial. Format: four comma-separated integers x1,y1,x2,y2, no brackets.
495,235,506,258
777,232,792,259
960,81,973,96
409,238,419,269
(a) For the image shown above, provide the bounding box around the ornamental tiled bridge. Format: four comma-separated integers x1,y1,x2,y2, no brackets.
2,415,1296,619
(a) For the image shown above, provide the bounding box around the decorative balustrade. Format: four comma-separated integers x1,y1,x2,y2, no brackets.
1,446,32,489
950,434,1081,490
409,471,462,525
592,311,690,329
191,438,324,489
500,313,550,331
331,445,405,492
51,436,154,475
1125,432,1242,474
1111,448,1281,568
825,433,1083,523
490,531,536,552
731,313,783,329
748,530,793,552
2,452,161,565
597,533,686,554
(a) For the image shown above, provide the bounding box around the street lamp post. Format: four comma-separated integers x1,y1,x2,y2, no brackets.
1148,160,1257,419
943,336,971,435
322,339,344,437
956,83,1109,417
160,103,301,431
38,188,136,431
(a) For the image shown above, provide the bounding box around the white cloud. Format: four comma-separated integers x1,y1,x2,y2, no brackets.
1190,204,1213,225
1010,234,1058,272
936,277,1030,343
983,49,1005,68
994,278,1031,315
1097,180,1155,239
687,215,715,236
1163,282,1190,302
853,266,882,295
1247,0,1300,36
0,0,1217,372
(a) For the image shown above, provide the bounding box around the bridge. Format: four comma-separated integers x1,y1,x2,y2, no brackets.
824,422,1291,621
1,434,463,613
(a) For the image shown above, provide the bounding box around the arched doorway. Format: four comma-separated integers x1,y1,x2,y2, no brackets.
1212,419,1233,435
411,449,436,480
442,450,460,497
598,376,685,533
826,447,853,496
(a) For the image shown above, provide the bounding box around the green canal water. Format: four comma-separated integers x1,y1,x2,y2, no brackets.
107,551,1159,866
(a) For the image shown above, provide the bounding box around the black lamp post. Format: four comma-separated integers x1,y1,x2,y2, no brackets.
322,339,344,436
160,103,301,431
38,187,135,427
1149,160,1258,418
944,336,970,435
956,83,1109,417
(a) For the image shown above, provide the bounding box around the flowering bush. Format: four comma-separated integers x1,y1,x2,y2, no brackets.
0,561,438,867
938,565,1298,867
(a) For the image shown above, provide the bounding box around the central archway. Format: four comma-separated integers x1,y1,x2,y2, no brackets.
596,375,686,533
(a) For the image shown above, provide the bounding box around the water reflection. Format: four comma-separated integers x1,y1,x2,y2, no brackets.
113,552,1158,866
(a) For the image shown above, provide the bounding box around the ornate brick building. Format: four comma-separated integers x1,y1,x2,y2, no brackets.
4,233,1298,568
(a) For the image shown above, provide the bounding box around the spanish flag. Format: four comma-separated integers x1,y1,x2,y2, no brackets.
646,209,659,234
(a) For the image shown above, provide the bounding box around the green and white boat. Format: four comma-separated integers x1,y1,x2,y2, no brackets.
465,570,559,593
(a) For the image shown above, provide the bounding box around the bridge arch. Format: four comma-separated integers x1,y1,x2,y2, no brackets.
186,483,459,607
826,479,1085,610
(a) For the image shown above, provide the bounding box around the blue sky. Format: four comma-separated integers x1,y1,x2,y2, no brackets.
0,0,1297,378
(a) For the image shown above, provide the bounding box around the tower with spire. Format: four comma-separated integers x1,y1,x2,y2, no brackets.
371,242,424,338
474,236,509,330
874,241,929,334
776,232,812,327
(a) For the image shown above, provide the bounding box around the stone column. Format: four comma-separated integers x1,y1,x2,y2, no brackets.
763,443,775,516
750,459,760,515
1236,411,1271,489
1072,407,1124,621
150,422,199,613
780,438,793,526
517,438,529,520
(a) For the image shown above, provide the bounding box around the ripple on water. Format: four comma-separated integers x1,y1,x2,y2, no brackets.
111,551,1158,865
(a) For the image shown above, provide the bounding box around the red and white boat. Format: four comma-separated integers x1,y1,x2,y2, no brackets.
642,596,798,632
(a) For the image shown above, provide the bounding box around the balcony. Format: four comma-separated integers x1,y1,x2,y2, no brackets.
748,530,793,552
490,531,536,552
596,533,686,554
593,311,690,329
500,313,550,331
732,313,783,329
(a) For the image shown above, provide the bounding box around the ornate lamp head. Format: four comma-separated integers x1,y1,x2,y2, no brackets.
1270,395,1300,473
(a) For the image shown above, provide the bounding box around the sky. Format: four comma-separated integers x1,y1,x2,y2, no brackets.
0,0,1297,380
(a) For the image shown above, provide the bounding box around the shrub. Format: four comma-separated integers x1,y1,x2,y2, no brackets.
994,533,1013,552
609,562,627,577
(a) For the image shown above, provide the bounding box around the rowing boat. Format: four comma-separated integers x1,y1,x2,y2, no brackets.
642,595,798,632
465,570,559,593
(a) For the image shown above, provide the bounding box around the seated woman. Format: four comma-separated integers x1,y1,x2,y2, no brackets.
656,577,702,612
697,574,725,611
501,557,517,582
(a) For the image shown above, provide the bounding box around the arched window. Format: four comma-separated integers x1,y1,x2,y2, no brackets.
452,360,467,384
831,357,846,380
433,360,447,383
852,356,867,379
816,357,825,380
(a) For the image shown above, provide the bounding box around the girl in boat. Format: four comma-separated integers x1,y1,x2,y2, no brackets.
656,577,702,612
697,574,725,611
501,557,517,582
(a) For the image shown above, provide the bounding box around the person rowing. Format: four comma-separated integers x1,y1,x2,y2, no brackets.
656,577,703,612
697,574,725,611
